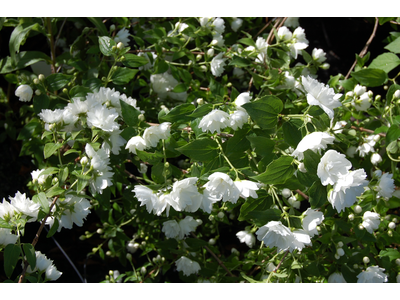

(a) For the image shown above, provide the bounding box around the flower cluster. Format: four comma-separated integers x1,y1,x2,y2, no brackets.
25,251,62,281
126,122,171,154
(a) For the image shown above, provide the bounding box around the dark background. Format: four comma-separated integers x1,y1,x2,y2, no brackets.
0,17,396,282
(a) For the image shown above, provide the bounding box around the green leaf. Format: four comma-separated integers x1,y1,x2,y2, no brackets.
44,142,62,159
241,272,262,283
111,67,138,85
88,17,109,36
246,135,275,157
282,119,303,147
69,86,92,99
159,103,195,123
351,68,388,87
22,244,36,271
4,244,21,278
33,94,50,115
59,167,69,184
369,53,400,73
77,178,89,194
308,181,327,208
153,58,169,74
9,23,46,66
248,209,282,226
46,218,59,238
0,217,13,229
122,53,150,68
386,124,400,146
184,238,208,250
242,95,283,129
98,36,116,56
384,36,400,54
188,104,213,119
171,83,187,93
386,83,400,102
252,156,294,185
120,99,141,127
39,167,59,176
379,248,400,261
45,185,65,198
238,195,271,221
303,149,321,175
176,138,219,162
136,150,164,165
46,73,73,92
36,192,50,214
238,38,256,47
0,51,50,74
229,56,252,67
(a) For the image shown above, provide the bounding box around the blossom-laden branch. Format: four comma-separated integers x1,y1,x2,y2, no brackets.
344,17,379,80
18,196,60,283
190,232,236,277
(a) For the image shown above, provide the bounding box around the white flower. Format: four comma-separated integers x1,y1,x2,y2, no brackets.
328,272,347,283
8,191,39,222
133,185,158,214
85,144,113,194
317,150,352,186
139,163,147,174
203,172,240,203
102,129,126,156
175,256,201,276
169,177,202,213
162,220,180,239
0,198,17,220
87,105,120,132
31,169,50,185
200,189,220,214
289,229,312,252
362,211,380,234
210,52,227,77
277,26,292,41
256,221,295,252
357,134,379,157
236,230,256,248
229,109,248,130
357,266,388,283
346,146,357,158
332,120,347,133
352,92,371,111
138,52,157,71
354,84,367,96
198,109,230,133
370,153,382,165
211,32,224,47
38,109,64,131
150,72,180,99
0,228,18,247
212,17,225,34
26,251,52,273
142,122,171,148
312,48,327,63
376,172,395,199
255,36,269,53
288,196,300,209
178,216,199,239
302,208,324,237
15,85,33,102
125,136,148,154
301,76,342,119
234,92,251,107
292,132,335,160
233,180,259,199
329,169,368,213
114,27,130,47
231,18,243,32
45,264,62,281
199,17,214,29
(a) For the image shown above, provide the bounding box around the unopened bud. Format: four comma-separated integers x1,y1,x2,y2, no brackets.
33,78,40,85
208,238,216,245
117,42,124,50
106,251,112,256
200,65,207,72
217,211,224,219
337,248,345,256
337,241,344,248
35,89,41,96
196,54,202,61
80,156,89,166
196,98,204,105
375,95,381,102
62,88,68,94
140,267,146,275
354,205,362,214
38,74,45,81
348,214,354,221
126,253,132,260
363,256,370,264
282,188,291,198
320,63,330,70
112,45,117,52
110,24,116,32
207,48,215,57
394,90,400,99
97,228,104,234
138,114,145,122
298,162,307,173
348,129,357,136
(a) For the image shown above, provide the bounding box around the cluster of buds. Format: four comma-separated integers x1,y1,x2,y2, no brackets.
346,84,373,111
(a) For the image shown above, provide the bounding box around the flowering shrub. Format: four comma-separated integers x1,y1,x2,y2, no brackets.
1,16,400,283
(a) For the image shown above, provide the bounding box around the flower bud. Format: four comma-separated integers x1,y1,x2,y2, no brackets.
388,230,393,237
196,98,204,105
106,251,112,256
196,54,202,61
117,42,124,50
388,222,396,229
358,224,364,230
375,95,381,102
208,238,216,245
110,24,115,32
200,65,207,72
33,78,40,85
368,90,373,97
282,188,291,198
79,235,86,240
298,162,307,173
354,205,362,214
231,248,240,256
337,248,345,256
397,273,400,283
217,211,224,219
80,156,89,166
38,74,45,81
337,241,344,248
334,253,340,260
112,45,117,52
35,89,41,96
97,228,104,234
348,129,357,136
196,219,203,225
320,63,330,70
348,214,354,221
393,218,398,223
126,253,132,260
395,258,400,266
207,48,215,57
140,267,146,275
138,114,145,122
394,90,400,99
370,153,382,165
363,256,370,264
209,215,214,221
346,91,354,98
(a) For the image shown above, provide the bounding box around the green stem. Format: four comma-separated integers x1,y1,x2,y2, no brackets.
215,136,240,179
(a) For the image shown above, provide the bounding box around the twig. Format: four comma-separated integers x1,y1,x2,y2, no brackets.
296,189,309,201
266,17,287,45
54,18,68,49
115,165,145,184
46,18,57,75
18,196,60,283
350,125,386,137
190,232,236,277
344,17,379,80
255,18,274,38
273,250,289,272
